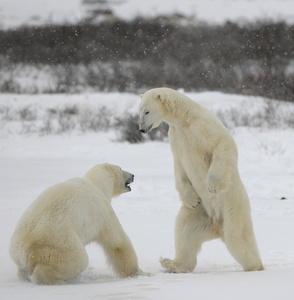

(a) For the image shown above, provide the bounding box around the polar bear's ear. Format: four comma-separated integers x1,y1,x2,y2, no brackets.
140,94,143,99
157,93,171,111
157,93,166,101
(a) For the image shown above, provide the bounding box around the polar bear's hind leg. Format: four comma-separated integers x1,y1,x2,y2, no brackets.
160,204,219,273
30,242,89,285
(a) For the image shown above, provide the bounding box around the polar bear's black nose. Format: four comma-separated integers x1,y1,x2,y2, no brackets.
139,129,146,133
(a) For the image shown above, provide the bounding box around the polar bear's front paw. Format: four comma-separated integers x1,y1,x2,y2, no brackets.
160,258,188,273
183,198,201,209
207,174,227,194
193,200,201,207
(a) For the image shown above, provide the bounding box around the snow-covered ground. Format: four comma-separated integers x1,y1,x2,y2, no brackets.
1,92,294,299
1,0,294,29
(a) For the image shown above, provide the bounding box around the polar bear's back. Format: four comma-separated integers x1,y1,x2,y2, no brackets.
10,177,109,250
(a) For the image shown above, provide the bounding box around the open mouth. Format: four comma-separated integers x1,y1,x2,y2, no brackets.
125,176,134,192
125,182,131,191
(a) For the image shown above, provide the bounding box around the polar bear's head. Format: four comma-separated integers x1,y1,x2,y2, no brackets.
85,164,134,198
138,88,170,133
106,164,135,196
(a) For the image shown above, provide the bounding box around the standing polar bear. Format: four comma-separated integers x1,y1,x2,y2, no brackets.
10,163,141,285
138,87,264,272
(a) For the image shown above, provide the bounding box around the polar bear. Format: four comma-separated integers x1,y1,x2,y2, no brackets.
9,163,141,285
138,87,264,272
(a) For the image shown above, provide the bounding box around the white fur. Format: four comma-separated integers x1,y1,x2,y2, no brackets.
139,87,264,272
9,163,140,285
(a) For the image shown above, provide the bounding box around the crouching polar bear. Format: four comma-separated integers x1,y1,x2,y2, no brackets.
10,163,141,285
139,87,264,272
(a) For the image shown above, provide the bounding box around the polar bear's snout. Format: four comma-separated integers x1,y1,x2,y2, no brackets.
139,112,153,134
139,124,152,134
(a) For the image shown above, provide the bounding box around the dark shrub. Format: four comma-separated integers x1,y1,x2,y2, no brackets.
0,19,294,101
115,114,144,143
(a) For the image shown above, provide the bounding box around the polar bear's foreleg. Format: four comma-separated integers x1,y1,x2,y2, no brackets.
206,147,238,194
99,216,139,277
174,159,201,208
160,204,219,273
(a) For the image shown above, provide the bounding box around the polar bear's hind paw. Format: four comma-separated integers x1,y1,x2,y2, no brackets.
160,257,189,273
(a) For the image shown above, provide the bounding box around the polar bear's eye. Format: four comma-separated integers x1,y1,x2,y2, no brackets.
145,111,149,115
